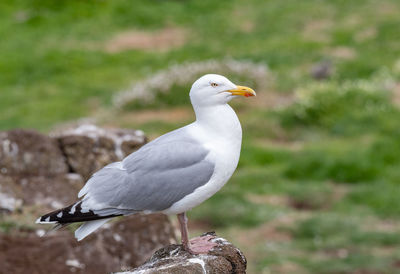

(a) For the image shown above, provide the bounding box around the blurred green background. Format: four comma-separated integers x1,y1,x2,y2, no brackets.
1,0,400,273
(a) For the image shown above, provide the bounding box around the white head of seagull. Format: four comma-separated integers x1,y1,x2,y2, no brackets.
189,74,256,107
188,74,256,132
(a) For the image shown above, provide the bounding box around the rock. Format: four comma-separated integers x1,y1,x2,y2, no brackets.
0,185,22,214
55,125,146,180
118,232,247,274
0,129,80,213
0,124,147,212
0,214,176,274
0,125,179,273
0,173,84,213
310,60,332,80
0,129,68,176
58,134,118,180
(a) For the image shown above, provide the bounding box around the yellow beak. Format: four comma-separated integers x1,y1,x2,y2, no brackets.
227,85,256,97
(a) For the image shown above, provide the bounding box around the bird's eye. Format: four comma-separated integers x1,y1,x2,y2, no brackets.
211,83,218,87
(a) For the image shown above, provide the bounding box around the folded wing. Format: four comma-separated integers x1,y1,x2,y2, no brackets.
79,129,215,214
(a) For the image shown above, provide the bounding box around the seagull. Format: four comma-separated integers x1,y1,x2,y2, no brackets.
36,74,256,254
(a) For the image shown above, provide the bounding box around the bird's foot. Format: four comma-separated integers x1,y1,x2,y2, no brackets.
184,235,217,254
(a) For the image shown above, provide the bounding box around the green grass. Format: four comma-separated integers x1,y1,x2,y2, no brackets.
2,0,400,130
2,0,400,273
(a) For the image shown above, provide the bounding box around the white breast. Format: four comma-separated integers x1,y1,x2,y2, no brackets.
163,104,242,215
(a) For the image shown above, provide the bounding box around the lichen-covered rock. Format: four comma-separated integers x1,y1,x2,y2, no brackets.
0,214,176,274
0,173,84,213
0,125,147,212
0,129,68,176
0,125,179,273
117,232,247,274
55,125,146,179
0,184,22,214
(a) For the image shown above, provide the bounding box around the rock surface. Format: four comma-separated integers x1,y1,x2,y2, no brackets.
0,173,83,213
55,124,147,180
0,129,68,176
0,125,176,274
117,232,247,274
0,214,176,274
0,125,147,213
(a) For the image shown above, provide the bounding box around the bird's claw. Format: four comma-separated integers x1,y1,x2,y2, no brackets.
183,235,217,254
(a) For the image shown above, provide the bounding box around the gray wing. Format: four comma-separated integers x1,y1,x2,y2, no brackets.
79,128,215,213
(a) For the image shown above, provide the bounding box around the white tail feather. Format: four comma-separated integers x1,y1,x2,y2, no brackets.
75,218,111,241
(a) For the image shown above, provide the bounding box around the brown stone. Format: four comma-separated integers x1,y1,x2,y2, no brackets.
0,173,84,214
55,125,146,180
120,232,247,274
58,135,118,180
0,129,68,176
0,125,146,212
0,214,176,274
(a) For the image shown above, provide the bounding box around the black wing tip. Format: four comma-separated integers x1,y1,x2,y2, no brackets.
36,201,121,225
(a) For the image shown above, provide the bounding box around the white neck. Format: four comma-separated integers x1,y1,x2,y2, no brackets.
192,104,242,143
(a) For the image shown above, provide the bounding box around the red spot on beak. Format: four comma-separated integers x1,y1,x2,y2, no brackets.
245,93,251,97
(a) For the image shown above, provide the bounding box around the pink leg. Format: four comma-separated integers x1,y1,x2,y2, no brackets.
177,212,217,254
177,212,190,251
